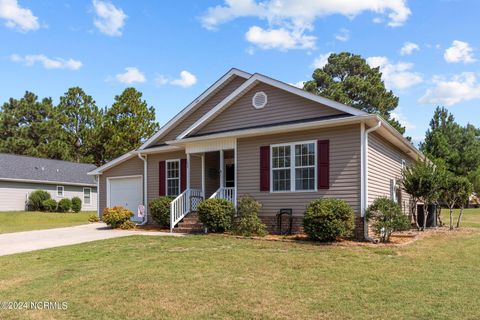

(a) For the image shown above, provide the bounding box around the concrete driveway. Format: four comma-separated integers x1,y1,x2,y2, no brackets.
0,223,182,257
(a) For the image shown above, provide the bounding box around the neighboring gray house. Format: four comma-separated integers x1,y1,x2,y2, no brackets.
0,153,98,211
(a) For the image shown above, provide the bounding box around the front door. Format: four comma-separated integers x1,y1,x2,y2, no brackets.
225,163,235,187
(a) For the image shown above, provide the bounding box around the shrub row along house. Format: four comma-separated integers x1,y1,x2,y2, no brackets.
0,153,98,211
89,68,423,239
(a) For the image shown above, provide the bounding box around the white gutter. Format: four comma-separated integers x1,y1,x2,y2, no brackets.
137,153,149,226
362,120,382,242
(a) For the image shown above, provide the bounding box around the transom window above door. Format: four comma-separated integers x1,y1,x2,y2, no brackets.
166,160,180,197
271,141,316,192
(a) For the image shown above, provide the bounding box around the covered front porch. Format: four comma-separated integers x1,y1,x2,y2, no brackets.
169,139,237,231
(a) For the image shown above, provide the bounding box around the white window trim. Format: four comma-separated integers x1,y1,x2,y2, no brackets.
166,159,181,197
57,185,64,197
83,187,92,205
401,159,406,170
270,140,317,193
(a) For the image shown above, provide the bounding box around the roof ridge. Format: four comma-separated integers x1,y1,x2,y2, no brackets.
0,153,96,167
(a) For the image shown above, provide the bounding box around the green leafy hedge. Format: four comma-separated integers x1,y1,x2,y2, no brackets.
366,197,410,242
42,199,57,212
28,190,51,211
303,198,354,242
232,195,267,237
102,206,133,229
57,198,72,213
149,196,172,227
71,197,82,213
198,199,235,233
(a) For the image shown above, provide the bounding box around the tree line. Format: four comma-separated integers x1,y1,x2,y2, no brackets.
0,87,158,166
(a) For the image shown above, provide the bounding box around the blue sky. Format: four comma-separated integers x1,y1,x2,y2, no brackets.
1,0,479,144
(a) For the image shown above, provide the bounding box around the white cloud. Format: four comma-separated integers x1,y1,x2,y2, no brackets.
200,0,410,50
245,26,315,50
116,67,146,84
0,0,39,32
10,54,82,70
156,71,198,88
366,56,423,90
390,110,415,130
444,40,475,64
335,28,350,42
400,42,419,55
311,52,332,69
289,81,305,89
419,72,480,106
92,0,126,36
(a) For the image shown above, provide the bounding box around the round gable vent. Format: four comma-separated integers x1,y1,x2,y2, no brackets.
252,91,268,109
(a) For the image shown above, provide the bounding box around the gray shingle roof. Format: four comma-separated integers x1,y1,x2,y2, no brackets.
0,153,97,185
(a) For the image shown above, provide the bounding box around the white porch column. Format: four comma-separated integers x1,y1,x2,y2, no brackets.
186,153,191,190
201,153,205,198
220,149,224,188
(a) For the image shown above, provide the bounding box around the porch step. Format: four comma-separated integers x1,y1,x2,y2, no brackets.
173,212,205,234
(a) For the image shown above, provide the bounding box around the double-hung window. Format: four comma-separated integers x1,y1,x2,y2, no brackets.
83,188,91,205
166,160,181,197
57,186,64,197
271,141,316,192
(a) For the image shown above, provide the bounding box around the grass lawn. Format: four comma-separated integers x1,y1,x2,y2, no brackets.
0,211,95,234
0,209,479,319
440,207,480,228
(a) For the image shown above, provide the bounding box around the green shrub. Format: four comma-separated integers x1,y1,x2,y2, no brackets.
232,195,267,237
102,206,133,229
71,197,82,213
303,198,355,242
366,197,410,242
149,196,172,227
88,214,99,223
198,198,235,233
57,198,72,213
28,190,51,211
42,199,57,212
120,220,136,230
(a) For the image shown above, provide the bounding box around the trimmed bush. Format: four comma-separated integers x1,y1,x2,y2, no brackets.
57,198,72,213
42,199,57,212
232,195,267,237
88,214,99,223
120,220,136,230
303,198,355,242
149,196,172,227
366,197,410,242
71,197,82,213
28,190,51,211
198,198,235,233
102,206,133,229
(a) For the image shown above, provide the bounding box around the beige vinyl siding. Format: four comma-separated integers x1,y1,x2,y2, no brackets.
151,76,247,145
197,83,345,135
99,156,144,214
367,132,411,213
0,181,97,211
237,124,361,219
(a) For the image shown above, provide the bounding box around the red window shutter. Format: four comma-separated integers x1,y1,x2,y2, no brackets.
317,140,330,189
180,159,187,192
260,146,270,191
159,161,166,196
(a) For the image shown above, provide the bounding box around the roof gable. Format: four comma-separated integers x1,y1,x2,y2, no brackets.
139,68,250,150
177,73,367,140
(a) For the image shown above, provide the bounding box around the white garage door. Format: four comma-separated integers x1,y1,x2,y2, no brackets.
108,176,143,221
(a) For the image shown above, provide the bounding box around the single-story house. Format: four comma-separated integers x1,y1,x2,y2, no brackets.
0,153,98,211
89,68,423,239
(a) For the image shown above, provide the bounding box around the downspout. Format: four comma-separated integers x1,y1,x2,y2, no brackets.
362,120,382,242
137,153,148,226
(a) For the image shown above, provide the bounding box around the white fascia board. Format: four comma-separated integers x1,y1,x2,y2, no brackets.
139,68,251,150
169,115,375,145
88,151,136,175
137,145,183,155
0,177,96,187
176,73,368,140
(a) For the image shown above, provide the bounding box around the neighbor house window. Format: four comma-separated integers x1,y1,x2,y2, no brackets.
271,141,316,192
57,186,64,197
83,188,91,205
166,160,181,197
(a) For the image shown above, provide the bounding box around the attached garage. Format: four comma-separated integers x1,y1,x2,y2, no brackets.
107,175,143,221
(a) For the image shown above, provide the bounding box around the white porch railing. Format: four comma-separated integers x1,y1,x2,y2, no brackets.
170,188,203,232
210,187,236,205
